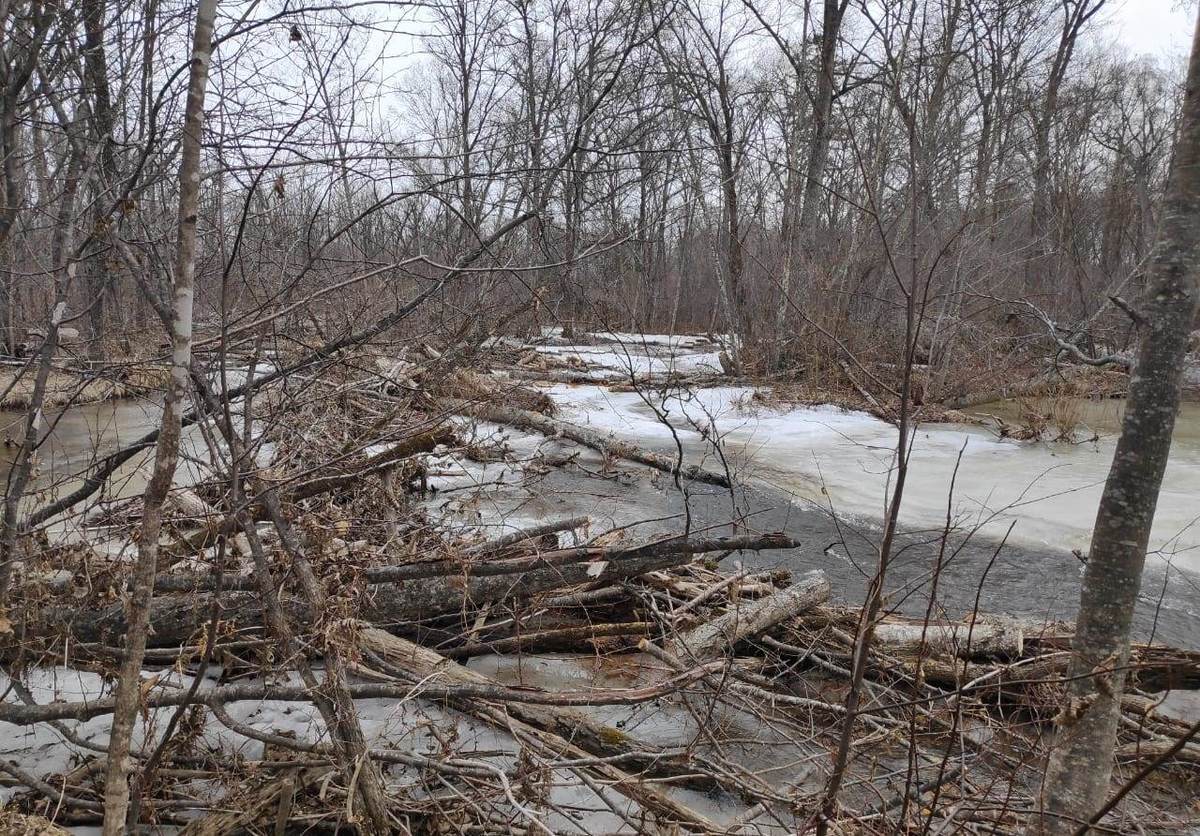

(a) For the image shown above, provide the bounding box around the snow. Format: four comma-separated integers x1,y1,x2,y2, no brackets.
545,383,1200,569
538,326,731,348
0,659,802,834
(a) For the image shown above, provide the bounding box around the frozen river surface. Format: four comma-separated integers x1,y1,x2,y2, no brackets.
546,383,1200,574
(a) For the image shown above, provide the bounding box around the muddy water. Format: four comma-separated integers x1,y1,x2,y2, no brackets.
0,363,271,505
0,399,217,536
0,401,160,493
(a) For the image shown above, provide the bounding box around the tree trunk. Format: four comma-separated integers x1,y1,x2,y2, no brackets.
81,0,115,362
774,0,847,342
796,0,845,239
1030,11,1200,834
101,0,216,830
668,570,829,661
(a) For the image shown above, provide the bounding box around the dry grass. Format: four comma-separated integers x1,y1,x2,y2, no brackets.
0,364,170,410
0,811,70,835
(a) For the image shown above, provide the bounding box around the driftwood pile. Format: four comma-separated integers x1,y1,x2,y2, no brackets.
0,358,1196,834
3,507,1198,833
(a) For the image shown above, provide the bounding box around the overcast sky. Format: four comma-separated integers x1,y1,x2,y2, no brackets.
1108,0,1195,57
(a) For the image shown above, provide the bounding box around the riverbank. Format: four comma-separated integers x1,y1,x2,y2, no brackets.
0,362,170,411
1,330,1197,833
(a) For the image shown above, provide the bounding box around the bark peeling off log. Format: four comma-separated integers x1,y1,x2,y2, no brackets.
872,618,1025,660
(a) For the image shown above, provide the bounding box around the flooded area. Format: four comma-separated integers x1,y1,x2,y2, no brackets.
548,384,1200,572
0,400,163,494
8,350,1200,651
3,340,1198,833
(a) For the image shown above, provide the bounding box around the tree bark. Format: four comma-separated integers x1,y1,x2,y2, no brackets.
101,0,216,830
33,534,800,648
1030,10,1200,834
81,0,116,361
668,570,830,661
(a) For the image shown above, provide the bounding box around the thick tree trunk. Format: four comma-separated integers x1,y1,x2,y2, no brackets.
81,0,115,362
1031,11,1200,834
773,0,847,341
1027,1,1105,294
100,0,216,830
796,0,845,239
32,534,800,648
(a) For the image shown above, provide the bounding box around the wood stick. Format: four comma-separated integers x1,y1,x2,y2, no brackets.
668,570,830,661
25,533,801,649
445,397,734,488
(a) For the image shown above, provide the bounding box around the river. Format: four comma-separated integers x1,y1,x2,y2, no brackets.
5,368,1200,650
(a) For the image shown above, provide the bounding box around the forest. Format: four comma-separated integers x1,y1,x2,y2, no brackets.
0,0,1198,833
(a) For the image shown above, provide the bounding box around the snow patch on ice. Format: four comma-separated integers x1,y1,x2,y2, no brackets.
544,383,1200,564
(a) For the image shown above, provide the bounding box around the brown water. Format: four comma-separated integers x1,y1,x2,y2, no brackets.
972,397,1200,444
8,388,1200,648
0,400,163,497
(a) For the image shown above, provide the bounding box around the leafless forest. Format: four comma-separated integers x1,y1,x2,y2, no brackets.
0,0,1198,833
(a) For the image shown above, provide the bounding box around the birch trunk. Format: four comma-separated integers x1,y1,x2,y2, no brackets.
101,0,216,830
1031,11,1200,834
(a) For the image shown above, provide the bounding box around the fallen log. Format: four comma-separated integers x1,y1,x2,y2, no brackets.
155,531,796,593
941,371,1059,410
668,570,830,661
871,618,1024,660
464,515,589,558
444,397,733,488
447,621,652,659
0,657,726,726
1115,738,1200,765
34,533,801,647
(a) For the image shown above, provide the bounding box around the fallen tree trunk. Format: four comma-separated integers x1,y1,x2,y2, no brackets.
871,618,1024,660
1114,737,1200,766
448,620,652,659
36,533,801,647
669,570,830,661
155,532,797,593
464,515,589,558
444,398,734,488
941,371,1060,410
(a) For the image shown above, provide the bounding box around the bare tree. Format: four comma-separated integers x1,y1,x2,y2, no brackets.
100,0,219,829
1032,9,1200,834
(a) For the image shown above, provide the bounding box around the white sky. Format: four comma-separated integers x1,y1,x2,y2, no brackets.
1107,0,1196,58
